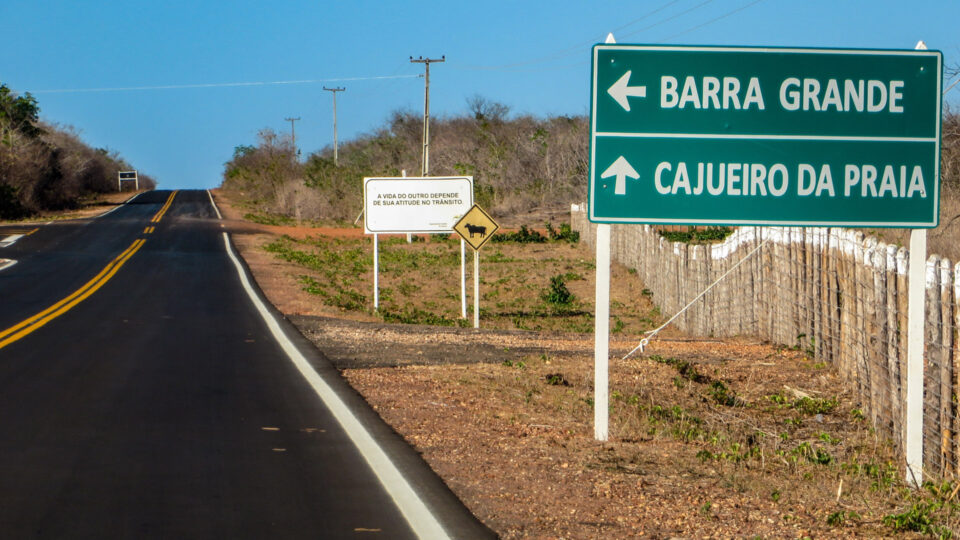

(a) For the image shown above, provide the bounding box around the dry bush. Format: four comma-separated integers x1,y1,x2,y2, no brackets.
273,179,328,222
0,83,154,218
221,129,301,212
866,111,960,261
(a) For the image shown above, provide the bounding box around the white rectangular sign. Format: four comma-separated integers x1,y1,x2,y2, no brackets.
364,176,473,234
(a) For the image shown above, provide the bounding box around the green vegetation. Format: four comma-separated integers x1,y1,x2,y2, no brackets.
261,230,659,334
0,83,155,219
541,274,575,310
658,226,733,244
883,500,952,538
766,391,839,416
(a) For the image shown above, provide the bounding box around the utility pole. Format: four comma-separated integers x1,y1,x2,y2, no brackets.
409,55,444,176
323,86,346,166
284,116,301,159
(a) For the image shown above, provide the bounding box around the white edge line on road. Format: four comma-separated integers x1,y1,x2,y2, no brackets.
206,190,223,220
96,191,146,219
221,232,449,540
0,259,17,272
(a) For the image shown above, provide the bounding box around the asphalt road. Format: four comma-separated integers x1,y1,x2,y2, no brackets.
0,190,491,539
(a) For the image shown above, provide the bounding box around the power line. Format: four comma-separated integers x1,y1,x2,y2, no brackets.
456,0,686,71
658,0,767,42
618,0,716,40
28,74,418,94
457,0,762,74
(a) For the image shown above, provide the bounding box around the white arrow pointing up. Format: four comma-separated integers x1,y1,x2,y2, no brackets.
607,71,647,112
601,156,639,195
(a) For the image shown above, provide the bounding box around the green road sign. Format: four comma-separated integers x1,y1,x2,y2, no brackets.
589,45,942,227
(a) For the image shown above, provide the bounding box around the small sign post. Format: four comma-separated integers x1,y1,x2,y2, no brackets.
118,171,138,192
453,204,500,328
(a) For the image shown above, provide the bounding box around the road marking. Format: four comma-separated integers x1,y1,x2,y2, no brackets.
0,228,39,248
221,232,449,540
0,239,145,350
143,226,155,234
95,191,146,219
150,191,178,223
206,190,223,220
0,259,16,272
0,235,25,248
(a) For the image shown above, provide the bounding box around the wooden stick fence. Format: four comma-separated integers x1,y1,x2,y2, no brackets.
573,207,960,478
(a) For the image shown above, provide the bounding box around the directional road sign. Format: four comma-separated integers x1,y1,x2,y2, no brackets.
590,45,942,228
453,204,499,250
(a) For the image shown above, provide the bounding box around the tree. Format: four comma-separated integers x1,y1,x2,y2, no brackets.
0,84,42,139
466,94,510,122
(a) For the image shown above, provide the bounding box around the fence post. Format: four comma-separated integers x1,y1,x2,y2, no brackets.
865,237,882,428
955,262,960,472
939,258,954,474
925,256,941,475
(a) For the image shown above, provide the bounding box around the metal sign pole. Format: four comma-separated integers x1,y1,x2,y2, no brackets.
593,32,617,442
373,234,380,311
402,170,412,244
461,239,467,319
905,229,926,486
594,222,611,442
904,39,930,488
473,250,480,328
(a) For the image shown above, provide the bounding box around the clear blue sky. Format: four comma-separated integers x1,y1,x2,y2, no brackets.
2,0,958,190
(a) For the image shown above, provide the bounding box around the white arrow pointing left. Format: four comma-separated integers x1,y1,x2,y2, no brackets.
601,156,639,195
607,71,647,112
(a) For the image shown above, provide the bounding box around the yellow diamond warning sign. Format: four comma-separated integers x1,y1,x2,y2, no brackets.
453,204,500,250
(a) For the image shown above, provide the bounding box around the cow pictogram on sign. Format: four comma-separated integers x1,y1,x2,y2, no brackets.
453,204,500,250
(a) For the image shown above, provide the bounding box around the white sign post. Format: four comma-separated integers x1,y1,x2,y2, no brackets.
364,176,474,314
592,32,617,443
905,39,930,488
118,170,138,192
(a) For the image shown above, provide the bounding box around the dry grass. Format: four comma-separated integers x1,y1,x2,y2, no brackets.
343,333,960,538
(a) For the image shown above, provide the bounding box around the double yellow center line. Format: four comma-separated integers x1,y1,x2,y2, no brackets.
0,190,179,351
0,239,146,350
151,191,177,223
